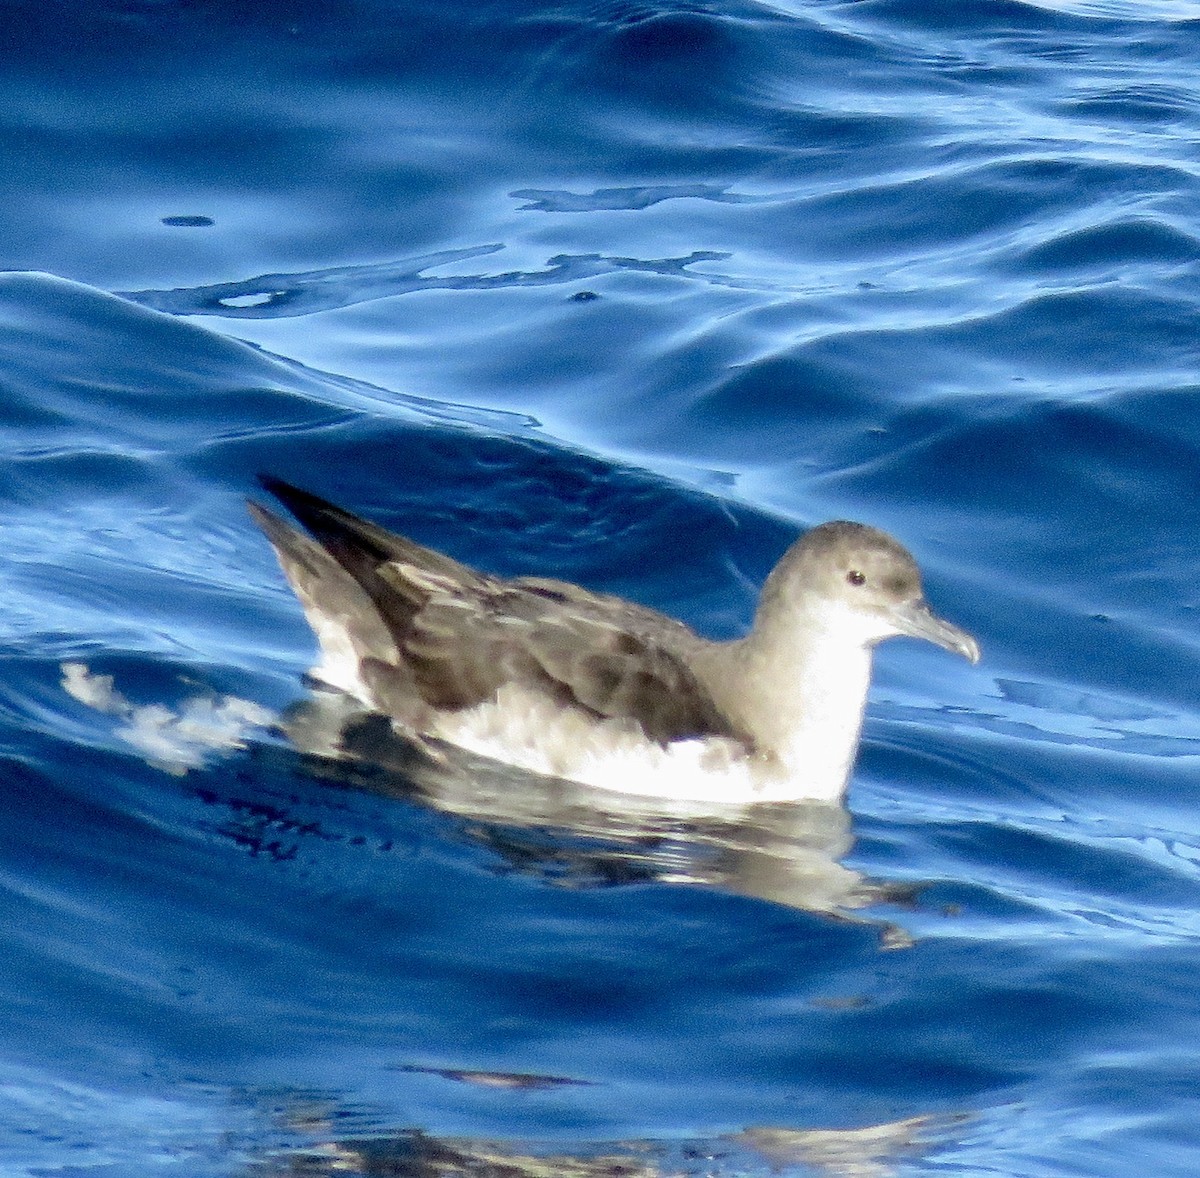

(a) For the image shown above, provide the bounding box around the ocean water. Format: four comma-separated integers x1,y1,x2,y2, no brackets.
1,0,1199,1174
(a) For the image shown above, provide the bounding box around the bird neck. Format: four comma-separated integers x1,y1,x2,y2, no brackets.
705,617,874,801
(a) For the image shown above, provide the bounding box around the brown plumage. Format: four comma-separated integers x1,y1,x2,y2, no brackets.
250,476,978,802
249,476,748,748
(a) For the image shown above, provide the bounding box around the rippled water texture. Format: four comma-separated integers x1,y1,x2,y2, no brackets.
1,1,1199,1175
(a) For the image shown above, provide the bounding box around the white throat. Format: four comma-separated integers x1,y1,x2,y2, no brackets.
773,632,872,788
697,603,878,802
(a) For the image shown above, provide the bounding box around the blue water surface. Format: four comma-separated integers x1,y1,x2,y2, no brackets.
1,1,1199,1175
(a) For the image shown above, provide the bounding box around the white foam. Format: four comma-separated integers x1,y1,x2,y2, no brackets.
61,662,273,774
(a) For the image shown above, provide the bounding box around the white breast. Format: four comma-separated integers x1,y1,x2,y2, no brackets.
429,684,848,805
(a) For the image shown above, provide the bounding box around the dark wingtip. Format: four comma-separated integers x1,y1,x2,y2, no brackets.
256,472,296,499
254,474,339,525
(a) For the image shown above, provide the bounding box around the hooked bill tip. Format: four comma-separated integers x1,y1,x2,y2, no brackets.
890,599,980,665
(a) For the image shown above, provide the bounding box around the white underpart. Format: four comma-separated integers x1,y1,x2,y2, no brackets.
307,608,375,699
429,684,841,806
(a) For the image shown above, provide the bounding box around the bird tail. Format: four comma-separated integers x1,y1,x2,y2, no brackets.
254,475,476,585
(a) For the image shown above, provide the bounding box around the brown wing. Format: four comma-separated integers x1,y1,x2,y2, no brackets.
254,476,747,748
375,565,747,747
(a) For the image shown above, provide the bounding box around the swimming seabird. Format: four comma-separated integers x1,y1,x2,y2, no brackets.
249,477,979,805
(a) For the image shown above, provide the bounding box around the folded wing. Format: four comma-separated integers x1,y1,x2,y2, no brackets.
252,477,748,748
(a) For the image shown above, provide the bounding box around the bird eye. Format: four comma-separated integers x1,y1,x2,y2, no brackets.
846,570,866,586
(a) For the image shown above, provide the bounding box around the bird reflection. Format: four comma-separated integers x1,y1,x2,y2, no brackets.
248,1092,961,1178
280,690,917,939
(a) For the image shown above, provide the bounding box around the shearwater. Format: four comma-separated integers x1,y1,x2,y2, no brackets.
250,476,979,805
